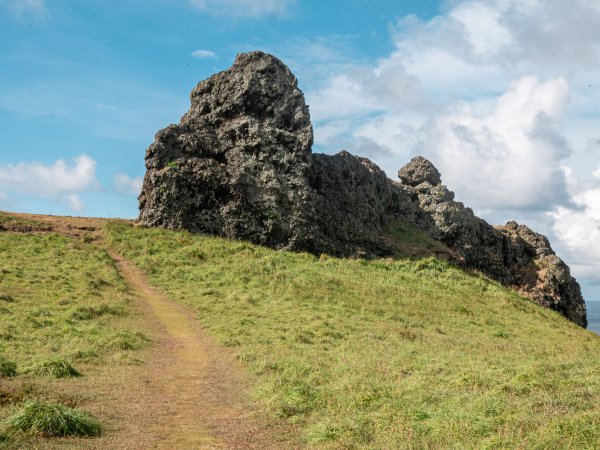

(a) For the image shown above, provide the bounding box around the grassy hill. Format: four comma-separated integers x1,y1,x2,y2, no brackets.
1,212,600,448
104,222,600,449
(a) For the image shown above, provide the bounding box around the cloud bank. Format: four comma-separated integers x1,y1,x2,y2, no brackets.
305,0,600,292
0,155,98,212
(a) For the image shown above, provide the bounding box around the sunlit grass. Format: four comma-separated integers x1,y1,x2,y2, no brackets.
106,221,600,449
0,225,148,447
7,400,101,437
0,232,147,367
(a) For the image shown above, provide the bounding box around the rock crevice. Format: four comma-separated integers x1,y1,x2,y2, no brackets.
138,51,587,327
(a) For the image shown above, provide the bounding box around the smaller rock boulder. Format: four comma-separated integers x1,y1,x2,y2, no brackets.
398,156,442,187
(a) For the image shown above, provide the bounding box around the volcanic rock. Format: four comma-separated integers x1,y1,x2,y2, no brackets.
402,165,587,327
138,51,315,248
398,156,442,187
138,51,587,327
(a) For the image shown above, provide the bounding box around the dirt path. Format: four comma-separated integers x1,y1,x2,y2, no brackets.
4,212,294,449
111,253,274,449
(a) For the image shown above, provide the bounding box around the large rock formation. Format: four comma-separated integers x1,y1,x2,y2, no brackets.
138,52,315,249
138,51,587,327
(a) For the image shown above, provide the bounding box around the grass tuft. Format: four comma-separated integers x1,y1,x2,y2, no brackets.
24,358,81,378
7,400,101,437
0,295,14,303
0,357,16,378
108,330,149,351
70,304,124,321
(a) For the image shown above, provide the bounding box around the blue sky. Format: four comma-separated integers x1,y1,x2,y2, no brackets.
0,0,437,217
2,0,600,300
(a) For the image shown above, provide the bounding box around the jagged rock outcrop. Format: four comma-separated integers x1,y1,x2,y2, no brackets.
496,221,586,326
138,51,315,248
401,160,586,326
138,51,587,327
138,51,422,255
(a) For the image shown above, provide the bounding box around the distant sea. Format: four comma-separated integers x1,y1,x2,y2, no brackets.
587,301,600,335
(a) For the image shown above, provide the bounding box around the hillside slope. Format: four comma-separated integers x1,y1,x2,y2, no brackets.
0,213,295,449
105,221,600,449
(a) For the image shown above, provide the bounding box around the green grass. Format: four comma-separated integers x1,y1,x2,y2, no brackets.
0,357,16,378
23,358,81,378
106,222,600,449
6,400,101,437
382,220,458,261
0,232,147,367
0,226,148,447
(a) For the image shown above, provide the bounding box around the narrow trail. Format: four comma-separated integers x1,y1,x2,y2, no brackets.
90,250,287,449
7,213,293,449
108,251,224,449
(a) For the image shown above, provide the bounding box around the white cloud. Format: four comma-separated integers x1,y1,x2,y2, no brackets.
95,103,118,111
0,155,97,197
191,49,216,58
393,0,600,73
65,193,84,213
0,155,98,212
114,173,143,196
188,0,294,18
421,76,572,211
308,75,381,122
7,0,49,19
306,0,600,213
449,2,514,57
552,188,600,283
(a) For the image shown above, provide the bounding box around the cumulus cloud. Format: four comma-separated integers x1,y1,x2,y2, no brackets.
188,0,293,18
308,0,600,136
114,173,143,196
191,49,216,58
0,155,98,212
308,75,382,122
306,0,600,213
394,0,600,75
552,189,600,283
421,76,572,211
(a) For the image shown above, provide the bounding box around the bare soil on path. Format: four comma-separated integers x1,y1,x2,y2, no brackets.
5,212,295,449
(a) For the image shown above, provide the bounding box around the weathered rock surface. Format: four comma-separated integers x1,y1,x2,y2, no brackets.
398,156,442,187
138,51,315,249
138,51,587,327
496,221,586,327
402,159,587,327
